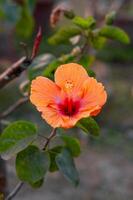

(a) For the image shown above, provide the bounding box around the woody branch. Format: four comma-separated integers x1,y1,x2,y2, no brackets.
0,27,42,90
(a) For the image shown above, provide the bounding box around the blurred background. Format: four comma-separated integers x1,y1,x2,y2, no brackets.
0,0,133,199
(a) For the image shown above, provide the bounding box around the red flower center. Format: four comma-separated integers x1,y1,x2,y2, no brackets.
58,97,80,116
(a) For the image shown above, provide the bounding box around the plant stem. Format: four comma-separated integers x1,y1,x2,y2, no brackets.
5,182,24,200
0,97,28,119
43,128,57,150
0,57,31,89
76,40,89,62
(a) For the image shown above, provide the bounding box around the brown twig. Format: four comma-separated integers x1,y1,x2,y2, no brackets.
0,27,42,90
43,128,57,150
5,181,24,200
0,57,31,89
0,97,28,119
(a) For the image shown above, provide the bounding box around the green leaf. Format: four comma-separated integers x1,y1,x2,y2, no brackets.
16,145,50,184
0,121,37,160
43,60,61,79
105,11,116,25
87,69,96,78
79,54,95,66
16,2,34,38
48,25,81,45
99,25,130,44
48,146,63,172
72,16,96,29
77,117,100,137
60,134,80,157
59,54,75,64
30,179,44,189
28,53,55,80
55,148,79,186
64,10,75,19
91,36,107,50
79,56,96,77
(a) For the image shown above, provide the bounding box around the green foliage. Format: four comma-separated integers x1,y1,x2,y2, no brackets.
0,8,131,191
30,179,44,189
43,60,61,79
0,121,37,160
87,69,96,77
99,25,130,44
48,25,81,45
77,117,100,137
28,54,55,80
42,54,76,79
79,55,96,77
105,11,116,25
48,146,63,172
16,145,50,185
64,10,75,19
72,16,96,29
55,148,79,186
60,134,81,157
91,35,107,50
79,55,95,67
16,1,34,38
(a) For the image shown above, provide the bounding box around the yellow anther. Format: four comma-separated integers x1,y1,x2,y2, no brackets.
65,80,74,90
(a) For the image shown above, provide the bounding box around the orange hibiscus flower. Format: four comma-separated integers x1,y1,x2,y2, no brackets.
30,63,107,128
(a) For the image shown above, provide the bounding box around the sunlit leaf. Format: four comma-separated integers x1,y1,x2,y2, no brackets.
48,25,81,45
73,16,96,29
99,25,130,44
43,60,61,79
91,36,107,50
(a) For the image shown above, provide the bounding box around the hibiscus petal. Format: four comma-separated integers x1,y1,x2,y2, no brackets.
41,106,81,129
30,76,60,112
79,77,107,116
54,63,88,93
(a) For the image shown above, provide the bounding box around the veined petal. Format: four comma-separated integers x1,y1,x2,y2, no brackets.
41,106,82,129
30,64,107,129
30,76,60,112
80,77,107,116
54,63,88,93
